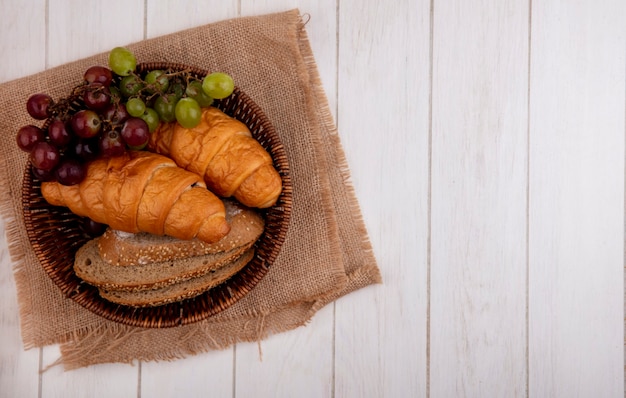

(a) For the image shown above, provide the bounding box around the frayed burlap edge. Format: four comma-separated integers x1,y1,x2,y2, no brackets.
56,262,380,370
296,15,380,278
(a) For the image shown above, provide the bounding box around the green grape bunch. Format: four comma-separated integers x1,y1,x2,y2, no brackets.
107,46,235,129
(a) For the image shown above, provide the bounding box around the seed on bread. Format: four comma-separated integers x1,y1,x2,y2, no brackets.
97,199,264,266
74,239,253,291
98,249,254,307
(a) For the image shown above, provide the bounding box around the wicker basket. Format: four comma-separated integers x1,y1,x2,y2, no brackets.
21,63,292,328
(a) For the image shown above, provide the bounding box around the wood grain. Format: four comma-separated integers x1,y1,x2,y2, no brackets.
47,0,144,67
140,350,234,398
41,346,138,398
146,0,238,38
234,307,335,398
429,0,529,396
528,1,625,396
0,1,47,397
0,0,623,397
0,0,47,81
334,0,429,397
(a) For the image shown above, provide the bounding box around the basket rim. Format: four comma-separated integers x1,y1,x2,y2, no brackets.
21,62,292,328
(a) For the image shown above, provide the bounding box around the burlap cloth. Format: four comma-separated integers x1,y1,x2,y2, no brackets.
0,9,381,369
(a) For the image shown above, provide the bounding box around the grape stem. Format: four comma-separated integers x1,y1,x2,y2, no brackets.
127,68,201,101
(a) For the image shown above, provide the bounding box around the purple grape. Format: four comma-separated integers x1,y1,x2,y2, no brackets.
73,138,100,161
101,102,130,125
121,117,150,149
84,66,113,87
70,109,101,138
31,165,56,182
26,93,53,120
48,119,72,148
16,125,45,152
83,83,111,111
30,141,60,171
99,130,126,157
55,158,86,185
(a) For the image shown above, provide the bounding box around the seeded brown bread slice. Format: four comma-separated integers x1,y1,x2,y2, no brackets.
98,248,254,307
74,239,252,291
97,199,264,266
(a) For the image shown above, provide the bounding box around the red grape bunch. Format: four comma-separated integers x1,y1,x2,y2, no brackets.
16,46,236,188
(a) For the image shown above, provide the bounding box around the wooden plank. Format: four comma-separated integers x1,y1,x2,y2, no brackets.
234,2,337,397
0,0,47,82
139,2,239,397
0,1,48,397
333,0,429,396
41,346,138,398
39,1,145,396
429,0,529,396
528,1,625,396
234,307,335,398
146,0,238,38
47,0,144,67
0,225,41,396
139,350,234,398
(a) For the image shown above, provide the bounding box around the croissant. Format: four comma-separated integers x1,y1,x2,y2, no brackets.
40,151,230,243
148,107,282,208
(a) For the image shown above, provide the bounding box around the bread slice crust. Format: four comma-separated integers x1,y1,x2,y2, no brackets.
99,248,254,307
74,239,253,291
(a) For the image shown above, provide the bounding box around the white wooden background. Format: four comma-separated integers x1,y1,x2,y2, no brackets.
0,0,623,397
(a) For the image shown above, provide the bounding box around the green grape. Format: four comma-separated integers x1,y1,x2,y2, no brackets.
109,85,121,101
169,82,185,100
108,47,137,76
140,107,160,132
126,97,146,117
154,94,178,122
186,80,213,107
202,72,234,99
144,70,169,93
119,75,143,97
175,98,202,128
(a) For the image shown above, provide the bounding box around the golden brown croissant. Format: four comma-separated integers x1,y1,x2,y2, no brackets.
41,151,230,243
148,107,282,208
